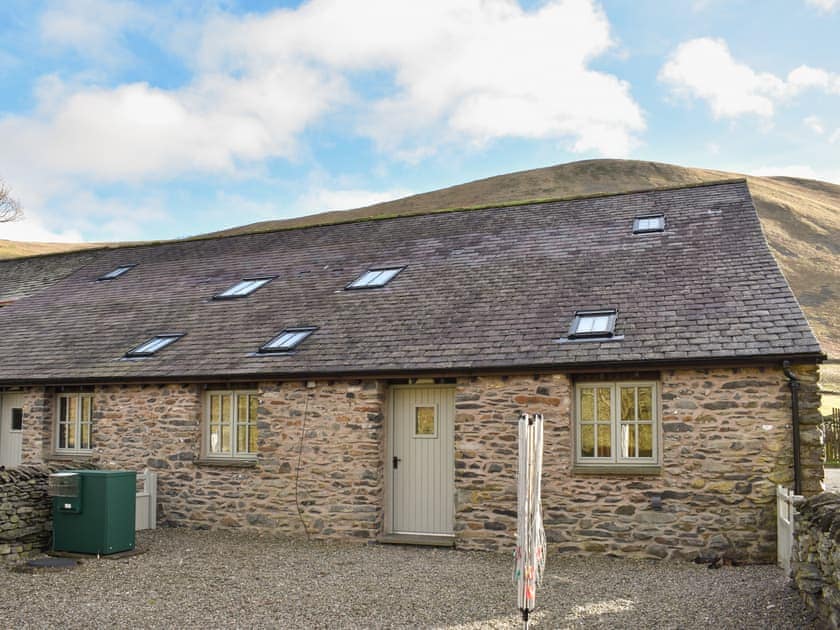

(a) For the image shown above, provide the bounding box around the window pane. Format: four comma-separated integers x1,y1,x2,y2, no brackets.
620,387,635,421
67,397,77,422
597,424,611,457
238,395,248,425
597,388,611,422
237,425,247,453
58,422,68,449
210,425,221,453
415,406,436,436
638,424,653,458
221,425,231,452
221,395,232,422
81,422,91,449
210,395,220,422
620,423,636,458
67,420,77,449
580,425,594,457
249,395,258,420
81,396,91,421
638,387,652,420
248,425,258,453
580,388,594,422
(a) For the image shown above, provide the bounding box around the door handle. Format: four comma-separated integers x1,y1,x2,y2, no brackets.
393,456,401,469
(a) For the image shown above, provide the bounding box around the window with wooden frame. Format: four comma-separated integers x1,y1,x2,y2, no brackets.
55,393,93,453
575,382,659,466
204,390,259,459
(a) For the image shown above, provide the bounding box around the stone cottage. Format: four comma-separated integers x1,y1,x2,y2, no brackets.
0,180,824,561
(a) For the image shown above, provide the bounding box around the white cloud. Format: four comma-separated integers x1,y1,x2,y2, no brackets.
3,0,643,191
294,186,412,214
805,0,838,11
170,0,645,157
830,128,840,144
0,214,83,243
748,164,840,184
0,69,347,182
804,115,825,134
0,0,644,244
39,0,153,65
659,38,840,119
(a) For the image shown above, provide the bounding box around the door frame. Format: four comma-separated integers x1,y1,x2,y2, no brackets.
384,384,455,536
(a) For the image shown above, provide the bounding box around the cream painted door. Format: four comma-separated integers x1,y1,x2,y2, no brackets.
0,393,24,468
390,386,454,535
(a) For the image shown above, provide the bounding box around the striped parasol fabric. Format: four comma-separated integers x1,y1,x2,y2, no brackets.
513,412,546,629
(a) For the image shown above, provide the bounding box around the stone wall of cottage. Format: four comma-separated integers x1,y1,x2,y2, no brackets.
791,493,840,627
21,381,386,541
15,362,820,560
454,363,822,561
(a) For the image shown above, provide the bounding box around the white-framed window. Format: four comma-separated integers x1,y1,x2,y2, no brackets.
575,382,659,465
205,390,259,458
55,393,93,452
346,267,404,289
214,277,274,299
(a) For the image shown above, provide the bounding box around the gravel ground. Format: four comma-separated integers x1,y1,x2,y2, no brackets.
2,528,815,629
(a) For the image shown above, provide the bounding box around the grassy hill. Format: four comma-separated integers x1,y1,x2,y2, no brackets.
2,159,838,408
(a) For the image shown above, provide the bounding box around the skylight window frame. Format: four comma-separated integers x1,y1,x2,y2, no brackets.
98,264,136,281
568,309,618,340
345,266,405,290
213,276,276,300
259,326,317,354
633,215,665,234
125,333,184,358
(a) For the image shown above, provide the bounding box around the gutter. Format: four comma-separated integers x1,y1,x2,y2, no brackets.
782,360,802,495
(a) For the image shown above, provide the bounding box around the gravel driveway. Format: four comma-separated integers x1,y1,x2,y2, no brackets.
3,529,814,629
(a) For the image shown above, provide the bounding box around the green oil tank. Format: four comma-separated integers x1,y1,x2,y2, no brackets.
49,470,136,555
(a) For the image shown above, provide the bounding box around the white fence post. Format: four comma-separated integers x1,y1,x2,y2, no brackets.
777,484,802,574
135,469,158,531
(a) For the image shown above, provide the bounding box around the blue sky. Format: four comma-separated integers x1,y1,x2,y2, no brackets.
0,0,838,243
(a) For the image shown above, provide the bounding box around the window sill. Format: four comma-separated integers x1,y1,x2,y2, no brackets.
195,457,258,468
48,452,94,462
572,465,661,476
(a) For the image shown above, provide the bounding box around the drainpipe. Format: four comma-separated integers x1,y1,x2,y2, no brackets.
782,361,802,495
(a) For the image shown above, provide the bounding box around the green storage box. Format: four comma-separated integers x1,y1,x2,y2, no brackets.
50,470,136,555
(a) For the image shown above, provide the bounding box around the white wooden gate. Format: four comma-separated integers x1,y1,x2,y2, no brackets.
777,484,802,574
136,469,157,531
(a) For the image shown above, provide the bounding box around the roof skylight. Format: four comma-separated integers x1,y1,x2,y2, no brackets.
568,310,617,339
125,334,183,357
214,277,274,299
346,267,404,290
98,265,136,280
633,215,665,234
259,327,317,353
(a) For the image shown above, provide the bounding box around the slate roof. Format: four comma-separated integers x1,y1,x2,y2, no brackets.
0,180,823,384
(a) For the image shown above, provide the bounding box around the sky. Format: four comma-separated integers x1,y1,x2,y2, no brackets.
0,0,838,244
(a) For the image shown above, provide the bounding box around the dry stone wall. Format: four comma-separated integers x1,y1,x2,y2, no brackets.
0,463,92,564
16,363,819,561
792,493,840,627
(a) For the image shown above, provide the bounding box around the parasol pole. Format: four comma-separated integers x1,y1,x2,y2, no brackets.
514,412,545,630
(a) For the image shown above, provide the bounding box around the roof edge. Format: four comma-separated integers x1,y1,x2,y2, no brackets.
1,177,750,263
0,349,822,387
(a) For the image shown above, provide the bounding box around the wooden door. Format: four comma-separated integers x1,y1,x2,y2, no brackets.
389,386,454,535
0,393,24,468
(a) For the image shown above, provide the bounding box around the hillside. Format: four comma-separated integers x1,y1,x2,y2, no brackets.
2,159,837,407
